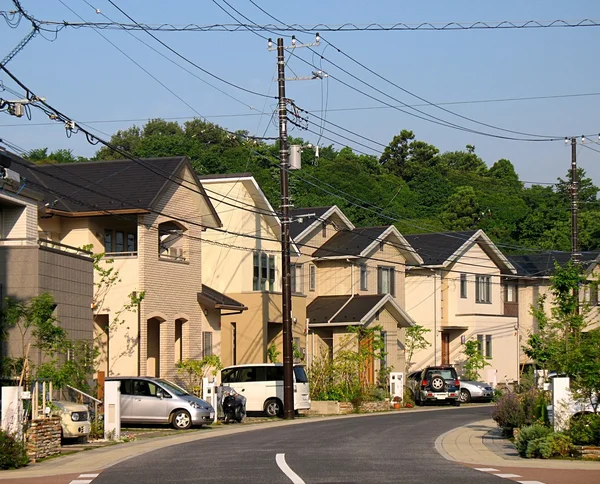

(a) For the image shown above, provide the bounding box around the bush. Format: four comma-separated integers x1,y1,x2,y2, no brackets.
515,424,552,457
0,430,29,470
525,437,544,458
568,413,600,445
492,392,525,434
538,433,574,459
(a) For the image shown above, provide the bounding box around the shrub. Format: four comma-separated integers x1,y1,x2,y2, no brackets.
526,437,544,458
568,413,600,445
515,424,552,457
492,392,525,434
538,433,574,459
0,430,29,470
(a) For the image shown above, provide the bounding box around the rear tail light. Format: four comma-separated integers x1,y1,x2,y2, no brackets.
455,380,460,386
421,380,428,386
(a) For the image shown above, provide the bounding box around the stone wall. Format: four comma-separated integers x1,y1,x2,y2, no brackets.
574,445,600,459
308,400,391,415
26,417,61,462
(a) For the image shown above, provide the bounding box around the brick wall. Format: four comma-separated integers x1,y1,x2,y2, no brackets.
26,417,61,462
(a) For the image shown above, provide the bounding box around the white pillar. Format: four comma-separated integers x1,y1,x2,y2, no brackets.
551,376,571,432
1,386,23,440
104,380,121,440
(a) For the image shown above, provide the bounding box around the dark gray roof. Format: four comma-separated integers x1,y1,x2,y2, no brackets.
289,206,334,240
508,251,600,277
8,155,217,221
307,295,386,324
197,285,247,310
404,231,478,266
312,227,388,258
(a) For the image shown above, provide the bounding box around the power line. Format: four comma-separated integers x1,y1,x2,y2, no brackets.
24,18,600,32
102,0,274,100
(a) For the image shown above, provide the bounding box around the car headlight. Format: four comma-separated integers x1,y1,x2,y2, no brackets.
71,412,80,422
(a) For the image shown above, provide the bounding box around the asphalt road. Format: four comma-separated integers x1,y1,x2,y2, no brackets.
95,406,503,483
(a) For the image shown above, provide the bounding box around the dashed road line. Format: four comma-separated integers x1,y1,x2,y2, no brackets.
495,474,523,478
474,468,499,472
516,482,545,484
474,468,546,484
276,453,305,484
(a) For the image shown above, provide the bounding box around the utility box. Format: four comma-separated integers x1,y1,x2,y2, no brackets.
389,372,404,400
289,145,302,170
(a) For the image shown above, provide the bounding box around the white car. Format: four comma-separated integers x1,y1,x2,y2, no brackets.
458,380,494,403
53,400,91,440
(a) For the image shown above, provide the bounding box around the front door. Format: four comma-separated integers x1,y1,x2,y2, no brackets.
441,332,450,365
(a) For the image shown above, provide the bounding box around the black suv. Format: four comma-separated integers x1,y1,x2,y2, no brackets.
407,366,461,406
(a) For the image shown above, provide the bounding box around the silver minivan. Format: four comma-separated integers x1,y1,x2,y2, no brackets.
106,376,214,430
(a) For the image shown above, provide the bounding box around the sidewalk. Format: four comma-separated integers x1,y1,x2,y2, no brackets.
436,419,600,470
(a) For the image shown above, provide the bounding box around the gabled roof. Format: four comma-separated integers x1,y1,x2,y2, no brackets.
197,285,247,311
200,173,300,256
8,154,221,228
307,294,415,327
289,205,355,241
509,251,600,277
405,229,516,274
311,225,423,265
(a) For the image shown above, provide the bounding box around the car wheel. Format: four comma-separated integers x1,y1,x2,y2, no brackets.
264,398,283,417
459,389,471,403
430,375,446,392
171,409,192,430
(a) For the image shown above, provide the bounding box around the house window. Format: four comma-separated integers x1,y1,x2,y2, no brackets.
460,273,467,299
291,263,304,294
377,266,395,297
475,275,491,303
104,229,137,254
104,230,112,253
360,264,368,291
477,334,484,354
158,221,186,260
115,231,124,252
485,335,492,358
309,264,316,292
202,332,213,358
504,281,518,302
127,233,136,252
253,252,276,292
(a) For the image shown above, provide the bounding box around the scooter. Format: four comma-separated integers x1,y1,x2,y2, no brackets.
219,385,246,423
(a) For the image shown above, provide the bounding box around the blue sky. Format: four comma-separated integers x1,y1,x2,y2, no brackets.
1,0,600,186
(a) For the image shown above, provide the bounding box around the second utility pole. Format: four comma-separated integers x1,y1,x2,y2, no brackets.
277,37,294,420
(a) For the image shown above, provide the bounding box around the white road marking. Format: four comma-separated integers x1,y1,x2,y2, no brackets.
79,475,99,478
276,453,305,484
495,474,522,478
475,468,499,472
517,482,546,484
70,481,92,484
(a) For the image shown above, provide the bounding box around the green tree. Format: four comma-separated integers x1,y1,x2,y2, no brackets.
26,148,87,164
379,130,439,182
462,339,490,380
404,325,431,374
440,186,481,230
438,146,487,174
176,355,223,396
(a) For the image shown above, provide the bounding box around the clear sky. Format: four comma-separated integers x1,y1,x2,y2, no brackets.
1,0,600,186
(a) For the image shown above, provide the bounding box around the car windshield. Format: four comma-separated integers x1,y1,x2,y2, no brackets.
155,379,189,396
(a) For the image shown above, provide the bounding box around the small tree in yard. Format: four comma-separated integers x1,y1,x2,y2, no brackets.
462,339,489,381
524,261,600,412
404,325,431,375
176,355,223,396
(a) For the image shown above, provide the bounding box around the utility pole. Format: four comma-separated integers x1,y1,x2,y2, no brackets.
276,37,294,420
570,136,579,264
268,34,322,420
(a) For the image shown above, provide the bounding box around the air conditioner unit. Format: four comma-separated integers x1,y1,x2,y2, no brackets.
169,247,183,259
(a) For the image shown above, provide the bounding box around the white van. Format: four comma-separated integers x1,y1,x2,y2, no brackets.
220,363,311,417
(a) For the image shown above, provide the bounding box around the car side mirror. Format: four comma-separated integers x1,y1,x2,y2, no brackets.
156,389,164,399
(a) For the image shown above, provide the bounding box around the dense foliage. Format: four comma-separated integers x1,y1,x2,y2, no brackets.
26,120,600,251
0,430,29,469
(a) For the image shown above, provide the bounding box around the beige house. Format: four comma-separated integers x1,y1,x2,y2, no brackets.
12,156,221,380
290,206,422,384
199,174,305,367
405,230,519,385
508,251,600,368
1,151,93,371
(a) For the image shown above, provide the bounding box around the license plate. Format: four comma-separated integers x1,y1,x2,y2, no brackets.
435,394,447,399
209,412,214,419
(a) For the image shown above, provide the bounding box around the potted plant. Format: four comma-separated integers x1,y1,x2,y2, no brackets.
392,396,402,410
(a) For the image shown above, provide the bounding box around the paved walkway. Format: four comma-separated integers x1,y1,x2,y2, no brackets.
436,418,600,470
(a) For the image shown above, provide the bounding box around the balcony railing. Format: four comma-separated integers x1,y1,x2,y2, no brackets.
105,251,138,258
0,238,92,257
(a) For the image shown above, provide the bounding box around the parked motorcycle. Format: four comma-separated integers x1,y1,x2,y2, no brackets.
218,385,246,423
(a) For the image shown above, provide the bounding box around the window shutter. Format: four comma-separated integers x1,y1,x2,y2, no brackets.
390,268,395,297
377,267,382,294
